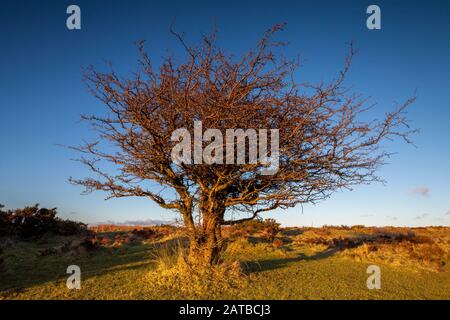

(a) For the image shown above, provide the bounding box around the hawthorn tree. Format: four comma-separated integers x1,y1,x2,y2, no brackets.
70,25,415,266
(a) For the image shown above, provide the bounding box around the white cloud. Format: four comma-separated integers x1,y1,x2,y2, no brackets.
410,186,430,197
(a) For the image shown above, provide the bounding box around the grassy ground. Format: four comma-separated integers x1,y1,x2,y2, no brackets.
0,226,449,300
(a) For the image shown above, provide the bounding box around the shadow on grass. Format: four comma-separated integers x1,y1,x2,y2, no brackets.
0,236,187,293
246,247,340,273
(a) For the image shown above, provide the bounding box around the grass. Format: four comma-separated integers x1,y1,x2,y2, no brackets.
0,226,449,299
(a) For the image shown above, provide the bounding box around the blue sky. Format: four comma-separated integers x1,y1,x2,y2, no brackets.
0,0,449,227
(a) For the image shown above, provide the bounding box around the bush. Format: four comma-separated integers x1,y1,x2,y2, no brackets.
131,228,157,239
261,218,280,242
0,204,13,236
273,238,284,248
55,219,88,236
12,205,58,238
80,235,100,251
224,218,281,240
0,204,88,239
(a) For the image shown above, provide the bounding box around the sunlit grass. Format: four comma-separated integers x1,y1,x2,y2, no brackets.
1,227,449,300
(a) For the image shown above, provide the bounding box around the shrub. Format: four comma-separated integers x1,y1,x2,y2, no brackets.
273,238,284,248
11,205,58,238
0,204,88,239
261,218,280,242
224,218,281,241
80,235,99,251
0,204,13,237
55,219,89,236
223,220,264,238
131,228,157,239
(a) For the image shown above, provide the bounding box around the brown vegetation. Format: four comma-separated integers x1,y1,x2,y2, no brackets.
294,226,449,272
223,218,280,243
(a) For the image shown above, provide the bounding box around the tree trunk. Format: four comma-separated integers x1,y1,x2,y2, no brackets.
188,216,224,266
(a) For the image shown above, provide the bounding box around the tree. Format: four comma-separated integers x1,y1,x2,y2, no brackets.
70,24,415,266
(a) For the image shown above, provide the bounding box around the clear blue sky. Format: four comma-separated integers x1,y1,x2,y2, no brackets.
1,0,449,227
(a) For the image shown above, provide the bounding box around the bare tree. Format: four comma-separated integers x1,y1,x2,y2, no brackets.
70,24,415,265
